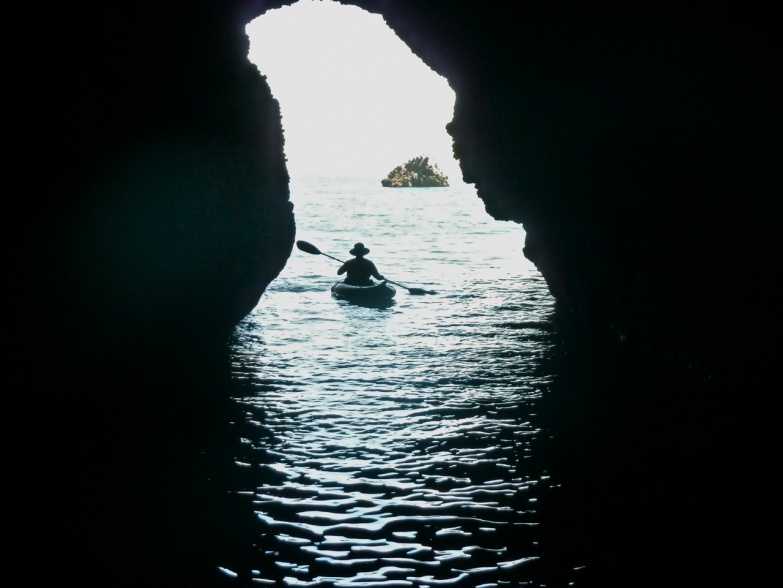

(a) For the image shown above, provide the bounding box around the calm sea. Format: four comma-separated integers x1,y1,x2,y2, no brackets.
227,176,558,585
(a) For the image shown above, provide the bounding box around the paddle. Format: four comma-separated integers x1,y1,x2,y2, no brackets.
296,240,437,295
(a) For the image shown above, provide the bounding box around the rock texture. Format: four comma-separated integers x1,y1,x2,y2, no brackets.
8,1,779,586
9,2,294,586
349,5,779,585
381,155,449,187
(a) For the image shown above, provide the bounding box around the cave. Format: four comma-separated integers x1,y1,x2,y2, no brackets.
8,1,778,586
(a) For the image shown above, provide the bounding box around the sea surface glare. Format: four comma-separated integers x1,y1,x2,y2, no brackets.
228,177,557,586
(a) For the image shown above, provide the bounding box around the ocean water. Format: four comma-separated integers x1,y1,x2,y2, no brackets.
228,176,557,586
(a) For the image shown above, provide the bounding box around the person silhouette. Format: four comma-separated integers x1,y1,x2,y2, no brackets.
337,243,385,286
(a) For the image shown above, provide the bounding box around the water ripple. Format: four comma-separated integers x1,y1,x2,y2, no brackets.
227,178,556,585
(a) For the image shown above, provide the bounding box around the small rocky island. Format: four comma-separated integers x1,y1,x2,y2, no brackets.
381,155,449,187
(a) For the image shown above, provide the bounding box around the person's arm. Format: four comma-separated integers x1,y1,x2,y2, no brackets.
369,262,384,281
338,258,352,275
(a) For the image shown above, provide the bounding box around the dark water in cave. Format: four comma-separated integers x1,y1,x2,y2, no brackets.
226,176,562,586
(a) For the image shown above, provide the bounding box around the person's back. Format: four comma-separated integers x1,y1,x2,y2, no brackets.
338,243,384,286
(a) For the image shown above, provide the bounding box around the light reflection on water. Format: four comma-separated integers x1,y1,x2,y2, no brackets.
228,177,556,585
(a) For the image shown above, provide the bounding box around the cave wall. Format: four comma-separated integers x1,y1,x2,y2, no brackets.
341,5,779,583
9,2,293,586
342,1,778,381
7,1,778,586
340,4,779,584
14,1,294,349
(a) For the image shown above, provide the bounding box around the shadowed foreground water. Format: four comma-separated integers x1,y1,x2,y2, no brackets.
230,303,553,585
224,177,560,586
220,177,771,587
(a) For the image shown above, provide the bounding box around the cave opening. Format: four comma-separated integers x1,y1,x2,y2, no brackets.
221,2,560,584
243,0,541,297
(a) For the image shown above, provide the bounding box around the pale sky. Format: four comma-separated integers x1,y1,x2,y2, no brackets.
246,0,462,181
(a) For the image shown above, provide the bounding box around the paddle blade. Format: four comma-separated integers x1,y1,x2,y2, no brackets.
407,288,437,295
296,240,321,255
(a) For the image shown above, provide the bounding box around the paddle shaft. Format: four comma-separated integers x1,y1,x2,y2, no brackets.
384,278,420,293
320,252,412,291
319,252,346,265
296,240,436,294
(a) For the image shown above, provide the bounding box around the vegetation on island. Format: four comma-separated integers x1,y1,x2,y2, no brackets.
381,155,449,187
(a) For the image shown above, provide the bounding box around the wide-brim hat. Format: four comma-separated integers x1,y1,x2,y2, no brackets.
350,242,370,256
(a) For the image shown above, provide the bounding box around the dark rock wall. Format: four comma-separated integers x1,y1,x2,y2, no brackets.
9,2,292,586
349,1,778,381
343,4,779,585
15,1,293,349
7,1,778,586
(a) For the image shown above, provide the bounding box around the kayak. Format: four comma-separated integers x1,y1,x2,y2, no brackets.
331,280,396,304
